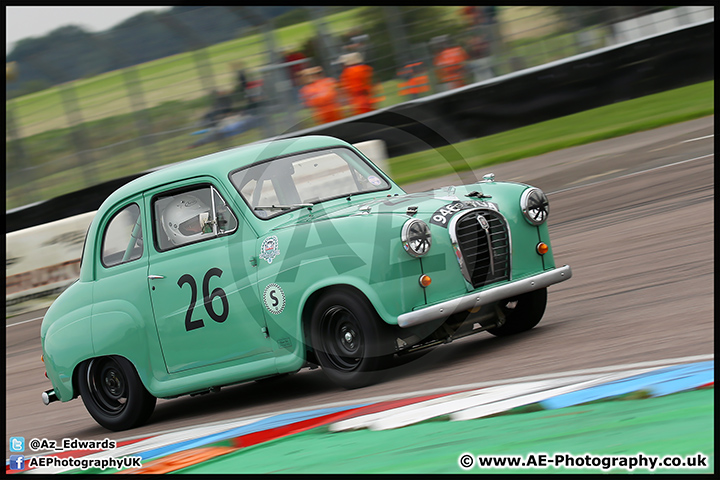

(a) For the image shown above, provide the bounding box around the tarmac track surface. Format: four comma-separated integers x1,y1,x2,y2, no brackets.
5,116,713,456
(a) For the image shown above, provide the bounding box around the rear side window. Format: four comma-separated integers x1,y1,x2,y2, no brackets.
101,203,143,268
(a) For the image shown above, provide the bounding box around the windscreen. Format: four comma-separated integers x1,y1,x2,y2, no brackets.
230,147,390,219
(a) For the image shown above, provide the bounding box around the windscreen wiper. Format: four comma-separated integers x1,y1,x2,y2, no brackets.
254,203,314,211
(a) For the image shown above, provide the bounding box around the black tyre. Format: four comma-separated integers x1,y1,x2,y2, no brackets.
78,356,156,431
311,289,393,389
487,288,547,337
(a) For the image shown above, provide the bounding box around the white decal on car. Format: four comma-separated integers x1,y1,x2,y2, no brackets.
260,235,280,264
367,175,382,186
263,283,286,315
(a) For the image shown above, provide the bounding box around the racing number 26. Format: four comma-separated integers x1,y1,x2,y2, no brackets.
178,267,229,331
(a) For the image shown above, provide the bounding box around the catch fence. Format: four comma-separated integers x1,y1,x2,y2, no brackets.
5,6,713,210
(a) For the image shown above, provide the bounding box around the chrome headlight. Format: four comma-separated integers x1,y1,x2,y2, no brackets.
401,219,432,257
520,187,549,225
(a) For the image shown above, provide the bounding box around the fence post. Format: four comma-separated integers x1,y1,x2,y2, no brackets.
383,7,412,70
5,63,34,204
23,54,99,189
225,6,281,138
5,99,36,204
90,33,159,168
157,12,224,148
308,6,342,78
58,84,99,188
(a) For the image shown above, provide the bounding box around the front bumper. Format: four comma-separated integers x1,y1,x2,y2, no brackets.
397,265,572,328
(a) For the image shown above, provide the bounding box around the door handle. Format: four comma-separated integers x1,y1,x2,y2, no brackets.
148,275,165,280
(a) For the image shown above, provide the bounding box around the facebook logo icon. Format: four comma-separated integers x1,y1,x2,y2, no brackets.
9,455,25,470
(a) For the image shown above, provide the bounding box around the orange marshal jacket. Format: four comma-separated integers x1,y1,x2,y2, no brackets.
339,64,375,115
300,77,343,124
434,46,469,88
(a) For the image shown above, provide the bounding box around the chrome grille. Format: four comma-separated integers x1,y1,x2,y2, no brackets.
453,210,510,288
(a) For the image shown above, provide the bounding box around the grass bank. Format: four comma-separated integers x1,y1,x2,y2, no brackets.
387,80,714,185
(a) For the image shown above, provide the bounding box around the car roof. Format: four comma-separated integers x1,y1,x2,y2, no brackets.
100,135,353,209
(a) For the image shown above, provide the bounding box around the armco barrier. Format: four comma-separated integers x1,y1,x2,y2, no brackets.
6,211,95,305
5,19,713,234
4,141,387,305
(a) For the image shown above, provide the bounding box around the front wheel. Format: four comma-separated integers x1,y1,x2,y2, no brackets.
487,288,547,337
311,289,393,389
78,356,156,431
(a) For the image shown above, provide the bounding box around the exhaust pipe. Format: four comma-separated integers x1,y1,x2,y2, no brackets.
41,389,58,405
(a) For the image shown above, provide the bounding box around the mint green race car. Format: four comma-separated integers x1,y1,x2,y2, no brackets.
40,135,571,431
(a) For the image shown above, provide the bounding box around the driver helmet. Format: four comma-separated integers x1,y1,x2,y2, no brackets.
161,194,211,246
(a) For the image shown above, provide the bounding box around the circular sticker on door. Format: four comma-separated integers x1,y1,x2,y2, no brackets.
263,283,286,315
367,175,382,186
260,235,280,264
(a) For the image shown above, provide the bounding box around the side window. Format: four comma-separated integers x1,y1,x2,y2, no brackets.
101,203,143,268
154,185,238,251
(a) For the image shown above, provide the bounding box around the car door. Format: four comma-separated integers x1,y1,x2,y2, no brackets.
146,181,272,374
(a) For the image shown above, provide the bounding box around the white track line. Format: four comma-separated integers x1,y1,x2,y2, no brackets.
548,153,713,196
6,316,44,328
449,368,667,422
681,134,713,143
332,381,553,432
335,367,664,431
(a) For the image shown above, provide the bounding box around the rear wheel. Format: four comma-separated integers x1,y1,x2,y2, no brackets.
311,289,393,389
487,288,547,336
78,356,156,431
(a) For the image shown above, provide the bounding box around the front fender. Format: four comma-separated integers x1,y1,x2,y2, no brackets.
273,275,411,374
298,275,405,327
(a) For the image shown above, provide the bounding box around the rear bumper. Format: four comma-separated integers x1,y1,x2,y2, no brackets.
397,265,572,328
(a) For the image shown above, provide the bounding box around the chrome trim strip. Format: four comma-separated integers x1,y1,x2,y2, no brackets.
479,215,495,276
397,265,572,328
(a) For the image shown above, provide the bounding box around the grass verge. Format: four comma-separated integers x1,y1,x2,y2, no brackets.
387,80,714,185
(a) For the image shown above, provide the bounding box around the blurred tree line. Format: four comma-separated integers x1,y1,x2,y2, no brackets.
5,6,346,98
7,6,665,98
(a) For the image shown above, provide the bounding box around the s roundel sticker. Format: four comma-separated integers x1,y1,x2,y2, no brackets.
263,283,286,315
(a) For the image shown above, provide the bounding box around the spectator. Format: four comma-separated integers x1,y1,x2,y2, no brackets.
397,61,431,100
466,34,494,83
339,52,377,116
282,48,308,102
343,28,370,60
244,78,264,115
200,89,234,129
187,111,259,149
230,61,250,108
462,6,485,27
432,35,470,91
299,66,343,125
